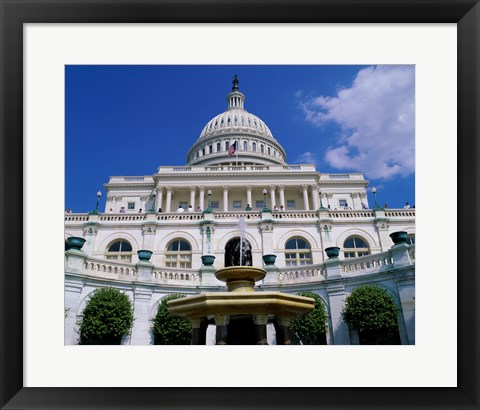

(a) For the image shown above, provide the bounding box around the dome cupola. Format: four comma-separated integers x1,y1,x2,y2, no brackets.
187,76,286,166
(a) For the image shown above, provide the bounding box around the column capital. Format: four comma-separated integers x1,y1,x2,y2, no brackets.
301,184,309,190
155,185,164,193
268,184,276,191
197,185,205,192
277,184,285,191
165,186,173,193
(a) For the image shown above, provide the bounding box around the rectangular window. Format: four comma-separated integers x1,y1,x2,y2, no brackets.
211,201,219,209
202,148,205,156
255,200,263,208
233,200,242,208
179,201,188,209
225,141,229,151
287,200,296,208
339,199,348,208
209,145,213,154
217,142,221,152
127,202,135,210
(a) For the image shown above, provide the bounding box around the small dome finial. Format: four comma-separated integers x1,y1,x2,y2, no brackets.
232,75,239,91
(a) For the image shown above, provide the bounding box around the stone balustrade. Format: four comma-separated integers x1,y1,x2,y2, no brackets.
384,210,416,218
83,259,138,277
277,266,326,283
341,252,393,275
157,164,317,173
272,211,318,220
100,215,147,222
214,212,261,220
328,210,374,218
65,209,415,225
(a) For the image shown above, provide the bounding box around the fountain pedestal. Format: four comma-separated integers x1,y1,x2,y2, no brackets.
168,265,315,345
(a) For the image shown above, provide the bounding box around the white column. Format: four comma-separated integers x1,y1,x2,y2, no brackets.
165,187,172,213
130,286,154,345
269,185,276,209
190,188,196,210
246,186,252,208
278,185,285,208
199,187,205,211
223,186,229,212
302,185,310,211
157,188,164,211
311,186,319,210
326,284,351,345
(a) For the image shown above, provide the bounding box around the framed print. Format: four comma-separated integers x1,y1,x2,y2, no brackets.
1,0,479,409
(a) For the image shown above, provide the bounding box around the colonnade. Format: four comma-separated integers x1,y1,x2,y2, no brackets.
151,184,329,212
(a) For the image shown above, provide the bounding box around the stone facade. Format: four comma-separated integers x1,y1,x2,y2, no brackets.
65,78,415,345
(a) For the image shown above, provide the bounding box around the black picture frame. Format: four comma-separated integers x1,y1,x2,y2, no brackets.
1,1,479,409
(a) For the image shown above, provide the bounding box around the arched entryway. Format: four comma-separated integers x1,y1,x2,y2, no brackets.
225,237,252,267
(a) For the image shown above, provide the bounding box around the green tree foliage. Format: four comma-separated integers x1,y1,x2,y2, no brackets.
152,294,192,345
78,287,134,345
342,285,400,344
290,291,328,345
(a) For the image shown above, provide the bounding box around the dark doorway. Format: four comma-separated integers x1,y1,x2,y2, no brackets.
227,316,257,345
225,237,252,267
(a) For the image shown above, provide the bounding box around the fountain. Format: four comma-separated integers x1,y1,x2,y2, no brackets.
167,263,315,345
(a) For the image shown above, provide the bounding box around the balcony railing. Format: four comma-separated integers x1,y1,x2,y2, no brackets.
65,208,415,225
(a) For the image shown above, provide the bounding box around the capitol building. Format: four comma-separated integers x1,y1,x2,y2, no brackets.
64,76,415,345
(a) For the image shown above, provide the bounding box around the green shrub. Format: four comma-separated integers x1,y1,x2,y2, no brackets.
342,285,400,344
78,287,133,345
290,291,328,345
152,294,192,345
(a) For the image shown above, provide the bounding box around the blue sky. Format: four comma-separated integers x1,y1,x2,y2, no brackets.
66,65,415,212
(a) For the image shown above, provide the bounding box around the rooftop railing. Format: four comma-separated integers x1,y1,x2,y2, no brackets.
65,208,415,225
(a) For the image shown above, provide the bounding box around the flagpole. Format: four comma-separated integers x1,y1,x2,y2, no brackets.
236,141,238,166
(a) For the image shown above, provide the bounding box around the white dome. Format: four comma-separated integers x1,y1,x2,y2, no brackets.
199,108,274,140
186,76,287,166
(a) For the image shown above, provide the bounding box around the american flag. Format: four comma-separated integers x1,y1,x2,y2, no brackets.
227,142,237,157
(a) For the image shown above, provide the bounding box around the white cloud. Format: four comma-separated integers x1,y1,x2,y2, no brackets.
295,151,317,165
301,66,415,180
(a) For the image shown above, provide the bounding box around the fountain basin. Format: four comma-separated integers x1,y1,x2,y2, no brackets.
215,266,266,292
168,291,315,320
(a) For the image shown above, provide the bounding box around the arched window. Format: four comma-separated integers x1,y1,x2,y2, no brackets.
343,236,370,258
106,240,133,262
243,141,248,151
406,234,415,245
261,145,264,153
267,147,271,155
285,237,312,266
166,239,192,268
252,142,257,152
225,141,230,151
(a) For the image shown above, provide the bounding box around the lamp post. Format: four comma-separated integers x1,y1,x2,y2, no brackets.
262,188,271,212
371,187,382,210
204,189,213,213
89,190,102,215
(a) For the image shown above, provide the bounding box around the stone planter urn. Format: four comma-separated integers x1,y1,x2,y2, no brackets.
325,246,340,259
262,254,277,266
66,236,86,251
389,231,408,245
137,249,153,261
201,255,215,266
